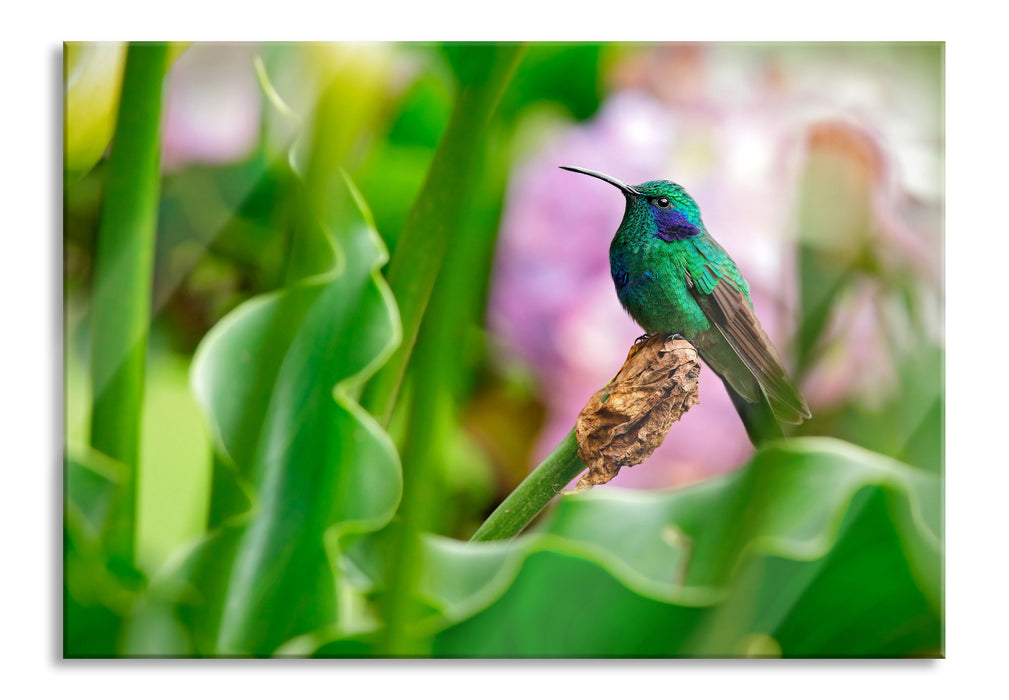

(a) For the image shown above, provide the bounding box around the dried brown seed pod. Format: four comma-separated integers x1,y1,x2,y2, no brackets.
573,335,701,490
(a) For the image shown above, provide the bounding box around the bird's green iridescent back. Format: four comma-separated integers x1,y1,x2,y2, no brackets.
608,182,751,339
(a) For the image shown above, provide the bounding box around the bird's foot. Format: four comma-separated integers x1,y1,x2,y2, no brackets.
666,333,685,341
634,333,651,345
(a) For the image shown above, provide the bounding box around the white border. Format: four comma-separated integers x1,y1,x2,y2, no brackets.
7,1,1001,697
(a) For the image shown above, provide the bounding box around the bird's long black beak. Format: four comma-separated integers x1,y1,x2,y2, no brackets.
560,166,639,196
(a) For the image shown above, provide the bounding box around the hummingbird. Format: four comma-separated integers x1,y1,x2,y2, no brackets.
560,166,810,444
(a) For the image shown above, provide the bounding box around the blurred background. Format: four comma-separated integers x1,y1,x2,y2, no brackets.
64,42,942,656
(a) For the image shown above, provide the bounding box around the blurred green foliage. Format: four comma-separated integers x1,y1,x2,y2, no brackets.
427,439,940,657
63,42,942,657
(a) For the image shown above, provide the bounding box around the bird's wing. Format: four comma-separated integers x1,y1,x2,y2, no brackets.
686,267,811,424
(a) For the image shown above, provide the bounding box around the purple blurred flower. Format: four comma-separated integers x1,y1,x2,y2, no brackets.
488,44,942,489
161,44,262,171
489,91,769,489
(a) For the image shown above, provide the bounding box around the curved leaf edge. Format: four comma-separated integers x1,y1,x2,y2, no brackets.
152,174,403,655
188,172,403,538
412,436,941,636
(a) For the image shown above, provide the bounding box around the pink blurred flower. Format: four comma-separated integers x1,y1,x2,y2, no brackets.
488,44,942,489
489,91,767,490
161,44,262,171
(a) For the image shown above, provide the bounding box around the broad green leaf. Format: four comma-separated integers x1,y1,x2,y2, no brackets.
415,438,941,657
169,174,401,655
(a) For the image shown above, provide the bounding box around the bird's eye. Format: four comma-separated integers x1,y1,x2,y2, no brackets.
655,197,670,208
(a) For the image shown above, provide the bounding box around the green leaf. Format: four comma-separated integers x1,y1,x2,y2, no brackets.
501,42,606,121
64,447,141,657
177,174,402,655
360,43,525,425
417,438,941,657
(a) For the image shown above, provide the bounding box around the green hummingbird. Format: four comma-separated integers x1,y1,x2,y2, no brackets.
561,166,810,444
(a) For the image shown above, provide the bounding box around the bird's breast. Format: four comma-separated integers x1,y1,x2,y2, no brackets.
610,251,709,337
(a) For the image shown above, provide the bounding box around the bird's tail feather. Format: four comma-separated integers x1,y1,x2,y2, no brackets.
721,377,782,446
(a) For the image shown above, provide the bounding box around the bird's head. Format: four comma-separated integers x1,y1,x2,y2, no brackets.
560,166,705,241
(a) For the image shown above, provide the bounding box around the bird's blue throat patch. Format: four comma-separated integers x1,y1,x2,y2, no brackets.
652,207,701,241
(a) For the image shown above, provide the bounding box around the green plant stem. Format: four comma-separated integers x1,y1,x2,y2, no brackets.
373,47,525,656
374,357,449,657
470,429,585,542
360,44,524,426
88,42,169,563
